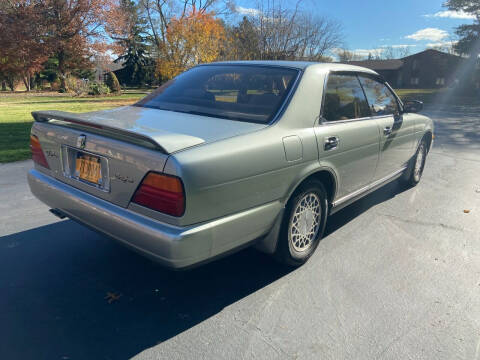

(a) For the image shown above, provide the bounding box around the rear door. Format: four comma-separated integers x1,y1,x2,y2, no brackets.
357,75,415,180
315,73,380,200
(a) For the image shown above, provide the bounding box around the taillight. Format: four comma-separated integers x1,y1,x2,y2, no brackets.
132,172,185,217
30,135,50,169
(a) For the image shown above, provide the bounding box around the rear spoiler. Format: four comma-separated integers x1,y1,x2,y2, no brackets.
32,110,168,153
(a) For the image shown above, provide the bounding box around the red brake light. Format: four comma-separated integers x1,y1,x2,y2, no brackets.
132,172,185,217
30,135,50,169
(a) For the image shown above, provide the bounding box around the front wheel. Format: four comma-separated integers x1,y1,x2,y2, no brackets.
275,180,328,266
404,138,428,186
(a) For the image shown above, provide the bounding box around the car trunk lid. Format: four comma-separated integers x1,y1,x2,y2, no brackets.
31,106,266,211
33,106,267,154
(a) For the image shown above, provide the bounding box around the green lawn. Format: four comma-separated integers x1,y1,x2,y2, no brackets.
0,90,150,163
1,87,477,163
394,88,444,104
395,88,480,106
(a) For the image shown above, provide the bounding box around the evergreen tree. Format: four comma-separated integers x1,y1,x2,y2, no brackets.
445,0,480,58
444,0,480,91
230,17,261,60
105,71,121,93
114,0,153,87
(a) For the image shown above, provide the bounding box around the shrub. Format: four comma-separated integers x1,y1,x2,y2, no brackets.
50,80,61,91
88,81,110,95
66,76,89,96
104,71,121,93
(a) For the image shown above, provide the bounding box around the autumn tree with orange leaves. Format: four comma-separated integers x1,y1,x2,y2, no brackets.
44,0,128,91
0,1,50,91
156,10,225,80
0,0,127,91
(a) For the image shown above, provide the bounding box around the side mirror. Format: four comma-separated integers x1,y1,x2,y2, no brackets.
403,100,423,113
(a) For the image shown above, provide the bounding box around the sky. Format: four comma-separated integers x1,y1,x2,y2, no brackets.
233,0,476,58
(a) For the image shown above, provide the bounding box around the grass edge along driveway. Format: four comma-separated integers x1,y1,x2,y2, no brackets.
0,91,149,163
0,87,475,163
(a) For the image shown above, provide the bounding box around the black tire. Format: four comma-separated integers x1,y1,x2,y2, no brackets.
403,138,428,186
275,179,328,266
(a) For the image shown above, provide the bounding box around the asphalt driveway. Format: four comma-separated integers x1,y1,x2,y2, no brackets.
1,107,479,360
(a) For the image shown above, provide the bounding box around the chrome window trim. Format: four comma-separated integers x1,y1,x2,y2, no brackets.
356,73,405,115
320,115,392,126
319,71,405,127
318,70,373,125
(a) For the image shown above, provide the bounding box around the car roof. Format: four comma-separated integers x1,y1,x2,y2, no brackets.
205,60,379,76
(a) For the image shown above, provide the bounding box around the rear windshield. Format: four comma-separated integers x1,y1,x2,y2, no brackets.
135,65,300,123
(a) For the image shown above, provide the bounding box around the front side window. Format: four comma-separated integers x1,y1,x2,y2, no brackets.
322,74,370,121
135,65,299,123
358,76,400,116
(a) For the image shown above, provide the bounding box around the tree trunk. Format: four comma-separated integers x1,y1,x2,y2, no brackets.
23,75,31,92
1,81,6,91
60,75,67,92
58,50,68,92
7,78,15,91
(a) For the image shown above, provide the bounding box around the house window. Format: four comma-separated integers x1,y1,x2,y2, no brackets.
436,78,445,86
410,77,419,85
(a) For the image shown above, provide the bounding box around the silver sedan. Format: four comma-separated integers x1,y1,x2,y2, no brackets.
27,61,433,269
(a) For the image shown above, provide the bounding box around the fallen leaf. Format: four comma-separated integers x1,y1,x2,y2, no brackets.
104,292,122,304
464,210,471,214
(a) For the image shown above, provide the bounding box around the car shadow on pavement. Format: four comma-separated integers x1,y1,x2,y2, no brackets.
0,179,409,360
424,107,480,152
0,220,291,360
325,179,411,236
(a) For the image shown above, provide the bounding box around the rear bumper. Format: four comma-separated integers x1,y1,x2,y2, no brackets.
28,169,281,269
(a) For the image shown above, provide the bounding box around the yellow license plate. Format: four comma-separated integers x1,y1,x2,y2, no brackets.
75,154,101,184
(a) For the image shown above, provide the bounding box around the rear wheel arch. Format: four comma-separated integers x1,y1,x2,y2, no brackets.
287,168,337,206
256,168,337,255
275,177,329,266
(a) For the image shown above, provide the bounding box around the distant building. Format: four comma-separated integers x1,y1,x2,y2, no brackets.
93,59,123,83
346,49,467,89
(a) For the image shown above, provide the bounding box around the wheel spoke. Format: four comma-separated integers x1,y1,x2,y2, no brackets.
288,192,322,253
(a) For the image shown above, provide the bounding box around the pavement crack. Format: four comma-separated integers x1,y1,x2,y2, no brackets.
380,214,464,232
233,322,291,359
431,151,480,163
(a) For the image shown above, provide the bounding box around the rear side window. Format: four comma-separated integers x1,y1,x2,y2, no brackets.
358,76,400,116
135,65,299,123
322,74,370,121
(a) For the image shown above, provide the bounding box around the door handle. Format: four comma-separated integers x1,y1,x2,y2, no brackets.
383,127,392,136
324,136,339,151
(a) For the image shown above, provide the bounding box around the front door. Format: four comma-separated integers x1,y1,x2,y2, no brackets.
358,75,415,180
315,73,380,200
